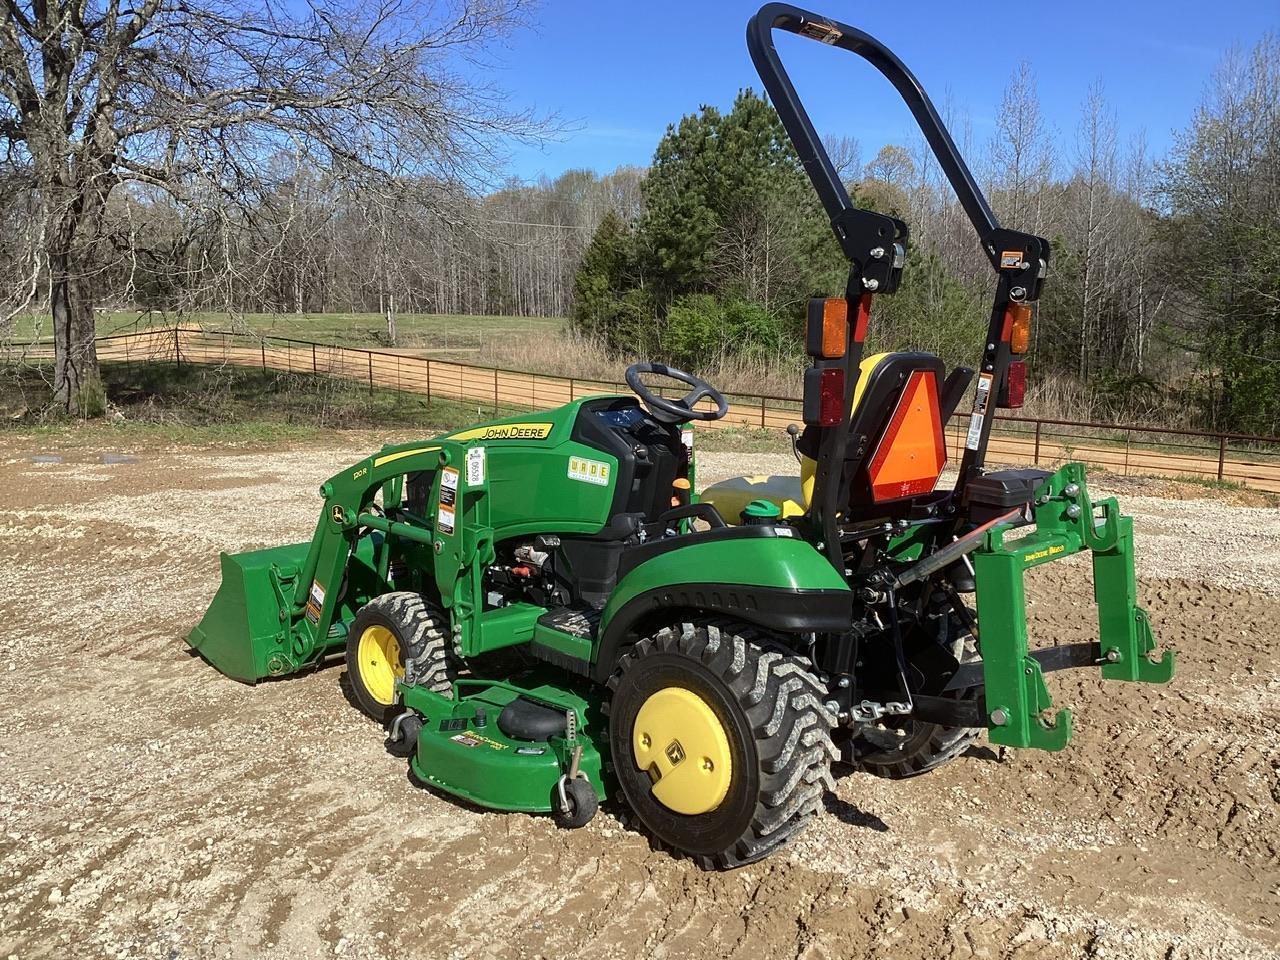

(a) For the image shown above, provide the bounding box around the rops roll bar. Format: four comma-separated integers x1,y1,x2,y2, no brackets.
746,3,1052,531
747,3,998,246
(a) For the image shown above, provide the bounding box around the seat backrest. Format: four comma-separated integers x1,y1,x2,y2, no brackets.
797,352,972,515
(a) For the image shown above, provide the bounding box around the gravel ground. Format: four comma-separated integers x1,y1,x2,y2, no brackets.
1,439,1277,960
699,451,1280,596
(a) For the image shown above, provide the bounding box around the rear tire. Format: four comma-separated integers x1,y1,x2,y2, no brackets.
847,605,981,779
605,620,836,870
346,592,452,723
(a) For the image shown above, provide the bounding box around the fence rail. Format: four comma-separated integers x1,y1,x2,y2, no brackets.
6,326,1280,493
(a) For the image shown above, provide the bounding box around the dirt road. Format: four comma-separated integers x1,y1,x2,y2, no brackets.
15,328,1279,490
1,439,1277,959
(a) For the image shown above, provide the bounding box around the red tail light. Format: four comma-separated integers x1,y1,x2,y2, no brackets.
1001,360,1026,408
819,368,845,425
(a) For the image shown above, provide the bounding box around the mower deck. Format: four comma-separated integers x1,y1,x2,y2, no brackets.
400,674,606,814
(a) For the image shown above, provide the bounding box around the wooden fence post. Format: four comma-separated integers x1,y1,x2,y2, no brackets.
1218,436,1227,481
368,353,374,395
1033,420,1042,464
493,367,499,415
312,343,317,376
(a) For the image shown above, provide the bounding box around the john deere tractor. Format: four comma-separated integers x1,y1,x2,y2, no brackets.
187,4,1173,869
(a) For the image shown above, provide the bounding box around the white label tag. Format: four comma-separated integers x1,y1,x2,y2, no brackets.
965,413,985,451
967,373,994,451
465,447,486,487
440,467,459,492
309,580,326,606
568,456,611,486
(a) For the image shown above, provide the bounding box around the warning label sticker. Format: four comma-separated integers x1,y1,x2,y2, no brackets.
799,20,842,44
305,579,326,625
966,373,994,451
437,505,455,536
439,467,458,507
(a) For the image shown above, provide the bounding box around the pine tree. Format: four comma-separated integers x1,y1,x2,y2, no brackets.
570,210,636,341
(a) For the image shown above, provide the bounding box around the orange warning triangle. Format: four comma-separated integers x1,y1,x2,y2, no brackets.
867,370,947,502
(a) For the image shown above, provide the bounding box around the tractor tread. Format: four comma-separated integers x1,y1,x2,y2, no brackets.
847,609,981,780
347,592,453,723
607,618,836,871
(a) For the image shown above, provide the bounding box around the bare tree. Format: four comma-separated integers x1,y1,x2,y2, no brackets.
0,0,544,412
1068,79,1120,379
988,61,1055,232
822,133,861,185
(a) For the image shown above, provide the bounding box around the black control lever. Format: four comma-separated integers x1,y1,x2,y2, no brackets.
786,423,801,464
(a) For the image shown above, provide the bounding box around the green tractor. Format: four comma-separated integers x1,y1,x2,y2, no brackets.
187,3,1174,869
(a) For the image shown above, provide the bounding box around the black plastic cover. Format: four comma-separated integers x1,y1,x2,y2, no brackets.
496,697,567,742
962,468,1050,508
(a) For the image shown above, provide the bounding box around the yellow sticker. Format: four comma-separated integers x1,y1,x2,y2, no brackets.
447,422,553,442
372,446,440,468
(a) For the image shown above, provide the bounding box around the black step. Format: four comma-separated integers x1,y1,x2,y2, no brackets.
536,607,601,640
530,607,600,678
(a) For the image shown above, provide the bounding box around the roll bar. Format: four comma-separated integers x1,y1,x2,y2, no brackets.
747,4,1053,562
746,3,999,244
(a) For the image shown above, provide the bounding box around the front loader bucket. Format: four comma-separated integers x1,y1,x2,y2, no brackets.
186,541,313,683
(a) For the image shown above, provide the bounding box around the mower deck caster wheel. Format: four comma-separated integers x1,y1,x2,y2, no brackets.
385,713,422,758
553,777,597,829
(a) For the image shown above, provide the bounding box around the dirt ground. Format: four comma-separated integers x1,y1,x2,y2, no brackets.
1,437,1277,960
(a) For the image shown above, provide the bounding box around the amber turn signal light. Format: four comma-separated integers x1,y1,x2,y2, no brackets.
1007,303,1032,354
805,298,848,359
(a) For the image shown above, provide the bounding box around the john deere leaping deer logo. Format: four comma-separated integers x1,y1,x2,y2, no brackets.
331,505,345,525
664,740,685,767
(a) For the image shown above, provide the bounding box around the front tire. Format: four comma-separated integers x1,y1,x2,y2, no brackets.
346,592,452,723
605,620,836,870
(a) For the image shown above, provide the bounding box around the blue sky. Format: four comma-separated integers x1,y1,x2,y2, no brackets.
490,0,1276,183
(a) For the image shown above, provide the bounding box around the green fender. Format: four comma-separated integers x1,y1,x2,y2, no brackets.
591,529,852,681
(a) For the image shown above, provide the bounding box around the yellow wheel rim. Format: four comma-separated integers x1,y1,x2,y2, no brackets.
633,686,733,815
357,624,403,705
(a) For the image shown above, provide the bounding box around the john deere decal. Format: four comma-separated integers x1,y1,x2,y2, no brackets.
447,423,554,442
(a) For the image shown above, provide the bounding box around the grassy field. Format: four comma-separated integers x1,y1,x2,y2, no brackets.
7,310,564,351
0,360,532,447
0,356,796,457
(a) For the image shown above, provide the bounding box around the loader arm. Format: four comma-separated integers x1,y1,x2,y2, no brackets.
187,441,464,682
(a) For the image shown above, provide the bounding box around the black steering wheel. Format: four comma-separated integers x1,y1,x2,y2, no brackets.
625,362,729,424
